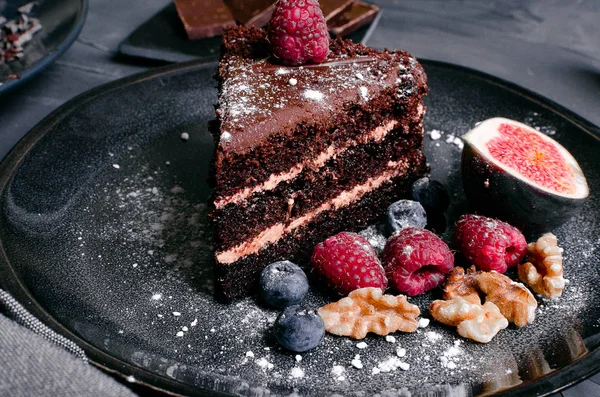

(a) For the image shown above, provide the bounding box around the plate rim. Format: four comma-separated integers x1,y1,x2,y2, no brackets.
0,0,90,94
0,58,599,397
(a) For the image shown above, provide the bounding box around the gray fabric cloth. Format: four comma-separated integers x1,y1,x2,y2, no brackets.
0,290,138,397
0,290,87,362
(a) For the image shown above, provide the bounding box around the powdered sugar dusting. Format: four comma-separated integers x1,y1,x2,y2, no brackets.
358,225,387,254
359,86,369,101
428,129,443,140
303,89,324,101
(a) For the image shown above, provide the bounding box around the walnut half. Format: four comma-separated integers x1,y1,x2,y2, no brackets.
430,297,508,343
518,233,565,299
476,271,537,327
318,287,420,339
442,266,480,304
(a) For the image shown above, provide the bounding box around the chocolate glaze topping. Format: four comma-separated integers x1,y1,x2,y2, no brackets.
217,26,426,155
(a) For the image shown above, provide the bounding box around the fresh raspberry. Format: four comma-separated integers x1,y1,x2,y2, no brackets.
454,214,527,273
267,0,330,65
383,228,454,296
310,232,387,295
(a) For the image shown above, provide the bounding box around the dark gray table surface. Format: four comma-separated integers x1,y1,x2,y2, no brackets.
0,1,598,396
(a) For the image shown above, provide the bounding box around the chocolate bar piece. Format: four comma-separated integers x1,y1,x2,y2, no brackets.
329,1,380,37
321,0,353,22
225,0,352,28
174,0,236,40
224,0,276,27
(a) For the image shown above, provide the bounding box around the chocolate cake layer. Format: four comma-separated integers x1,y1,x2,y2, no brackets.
214,165,426,301
213,26,427,197
213,118,401,209
216,153,426,266
214,98,424,200
213,129,424,251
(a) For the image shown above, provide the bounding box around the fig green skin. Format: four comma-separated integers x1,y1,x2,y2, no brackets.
461,142,588,234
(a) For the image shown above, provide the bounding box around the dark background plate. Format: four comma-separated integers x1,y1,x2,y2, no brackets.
0,60,599,397
0,0,88,93
117,3,381,64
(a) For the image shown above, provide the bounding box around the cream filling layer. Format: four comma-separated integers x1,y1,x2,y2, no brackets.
216,160,410,264
214,120,398,209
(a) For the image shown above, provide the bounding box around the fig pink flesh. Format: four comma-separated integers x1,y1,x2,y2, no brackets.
486,123,576,194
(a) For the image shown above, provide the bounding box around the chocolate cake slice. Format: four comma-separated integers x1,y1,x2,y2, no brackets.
211,26,428,301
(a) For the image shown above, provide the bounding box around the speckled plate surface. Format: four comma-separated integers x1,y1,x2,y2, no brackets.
0,60,599,397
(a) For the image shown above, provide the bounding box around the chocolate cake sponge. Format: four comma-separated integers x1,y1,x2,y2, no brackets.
211,26,428,301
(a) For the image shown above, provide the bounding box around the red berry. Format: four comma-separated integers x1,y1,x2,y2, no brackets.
383,228,454,296
267,0,330,65
310,232,387,295
454,214,527,273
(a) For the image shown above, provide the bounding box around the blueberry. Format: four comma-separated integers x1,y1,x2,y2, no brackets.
260,261,308,308
386,199,427,235
273,305,325,352
411,177,451,212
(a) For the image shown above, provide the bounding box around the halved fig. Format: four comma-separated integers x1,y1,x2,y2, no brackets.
461,117,589,232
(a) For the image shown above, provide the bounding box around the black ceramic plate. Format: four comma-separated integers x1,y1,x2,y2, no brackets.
0,60,599,397
118,3,381,64
0,0,88,93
